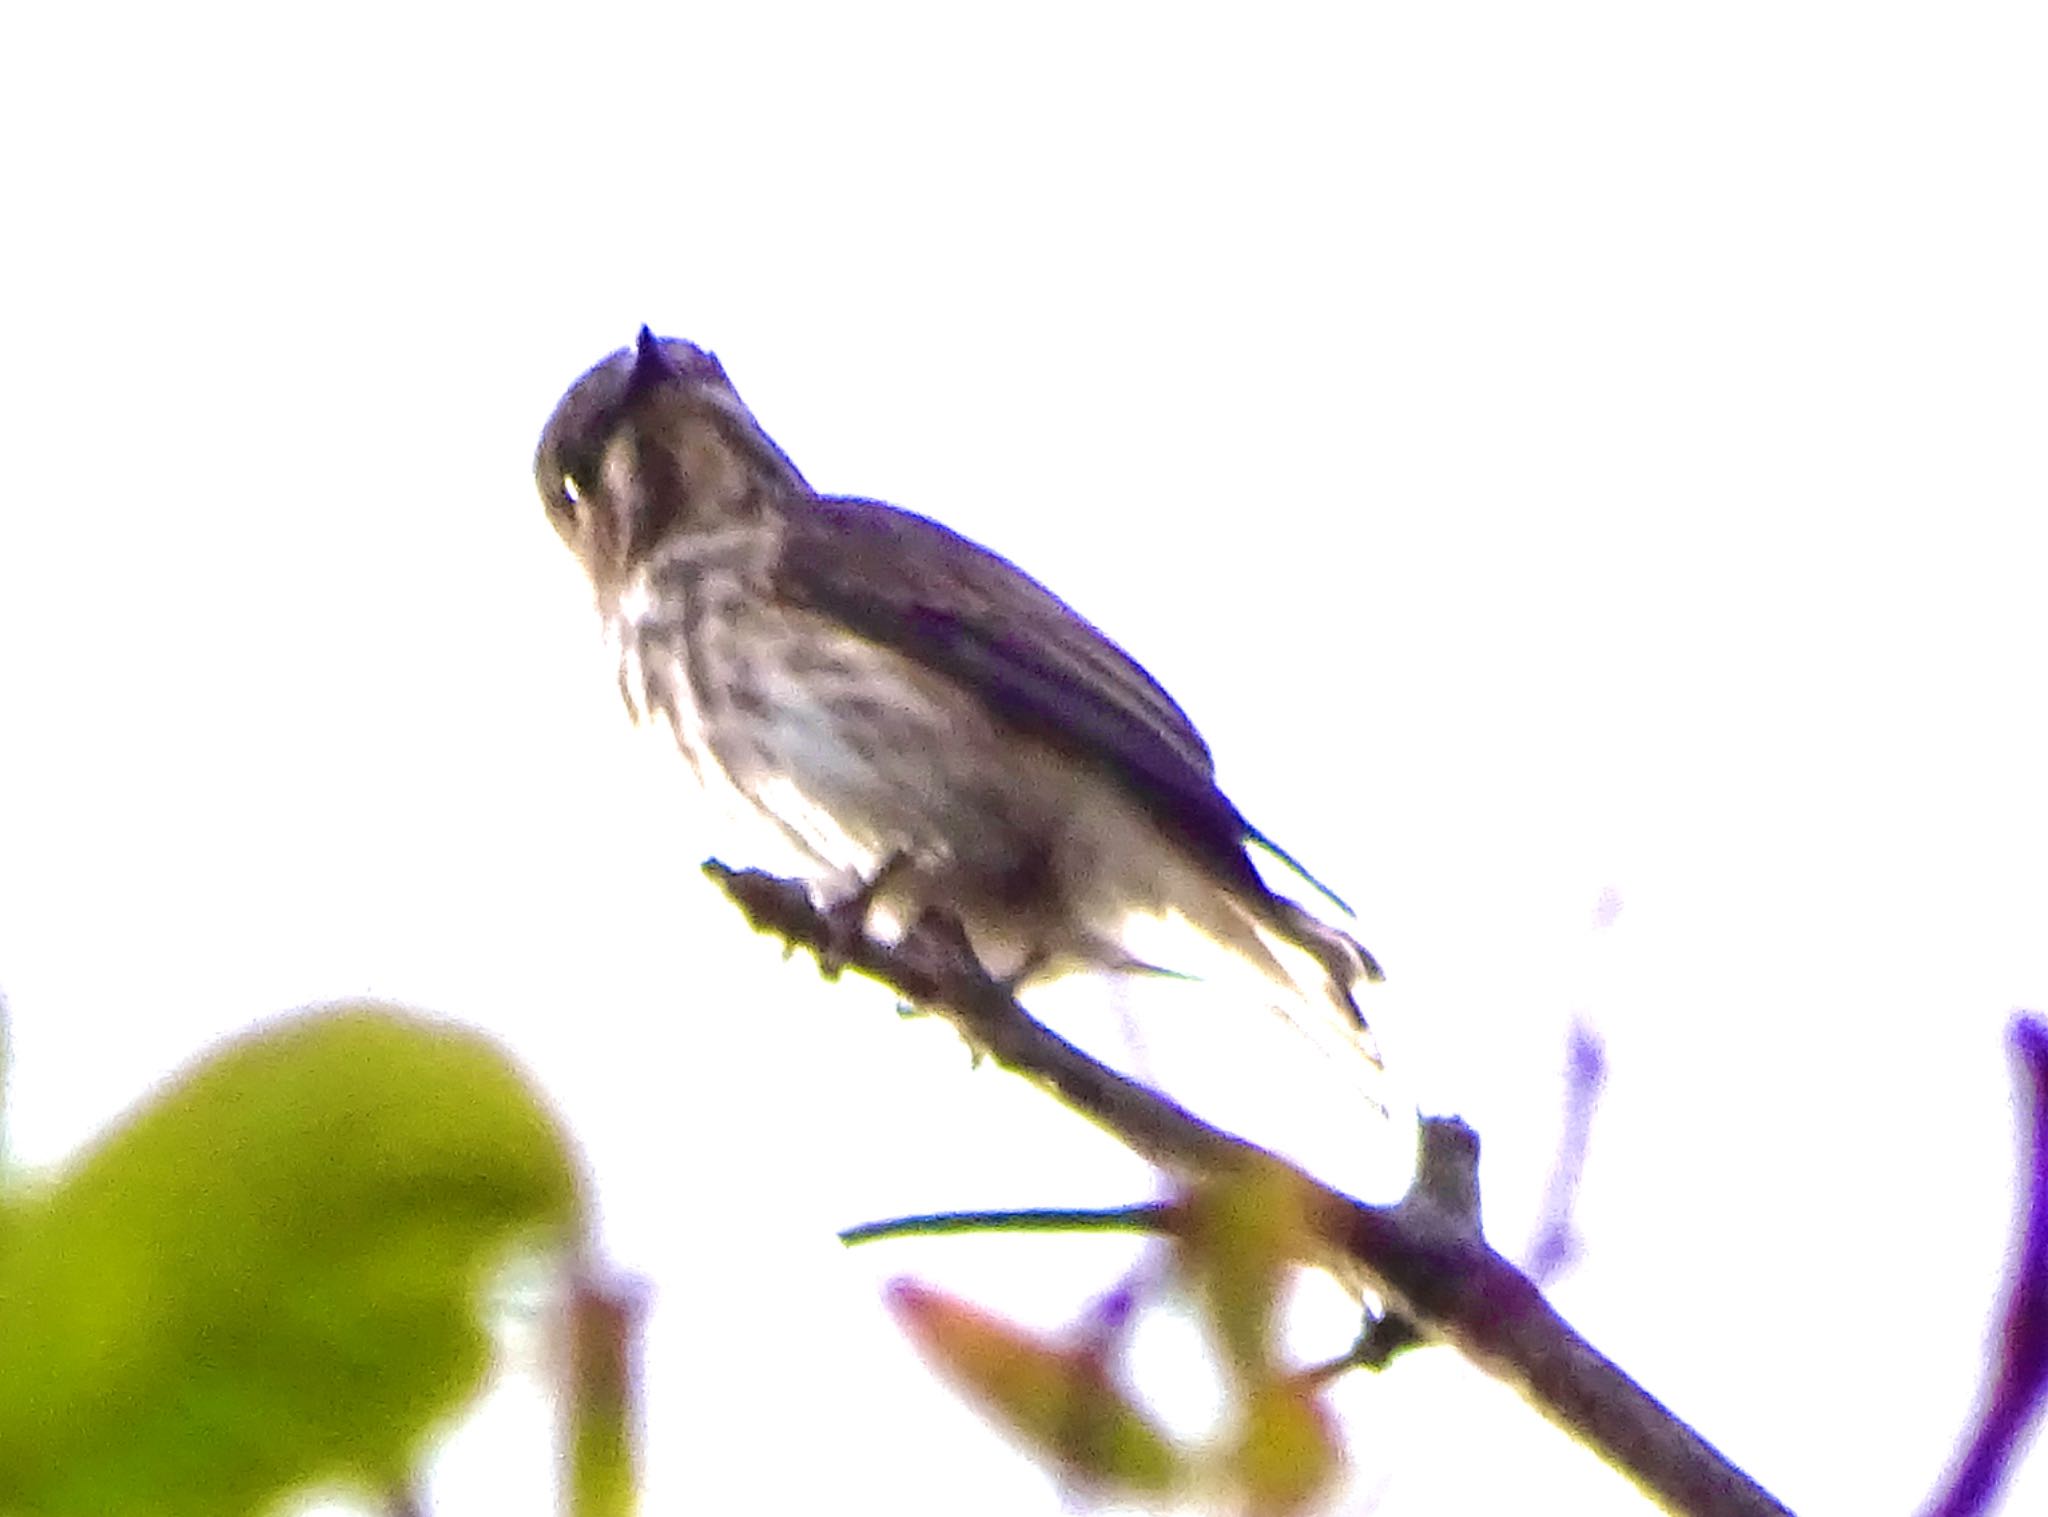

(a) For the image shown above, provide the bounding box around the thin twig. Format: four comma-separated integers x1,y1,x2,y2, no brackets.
841,1203,1171,1246
1922,1014,2048,1517
1526,1021,1607,1284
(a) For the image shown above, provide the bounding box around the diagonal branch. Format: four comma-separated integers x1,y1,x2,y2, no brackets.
707,862,1792,1517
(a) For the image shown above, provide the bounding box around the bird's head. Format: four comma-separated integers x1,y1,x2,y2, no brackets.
535,328,810,598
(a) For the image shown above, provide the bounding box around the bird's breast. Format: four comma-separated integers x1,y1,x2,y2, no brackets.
614,558,1085,902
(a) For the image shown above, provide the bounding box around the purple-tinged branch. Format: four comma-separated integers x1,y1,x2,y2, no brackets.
1923,1014,2048,1517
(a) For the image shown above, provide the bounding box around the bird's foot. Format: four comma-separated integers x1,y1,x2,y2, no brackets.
816,853,911,979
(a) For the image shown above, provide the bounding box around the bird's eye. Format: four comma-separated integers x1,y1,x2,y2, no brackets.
556,472,586,522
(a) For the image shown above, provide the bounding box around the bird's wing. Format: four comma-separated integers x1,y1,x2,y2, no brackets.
771,496,1273,898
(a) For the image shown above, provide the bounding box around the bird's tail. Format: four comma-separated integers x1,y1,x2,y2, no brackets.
1163,885,1387,1103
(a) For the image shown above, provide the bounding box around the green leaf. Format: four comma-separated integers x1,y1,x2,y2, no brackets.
0,1002,586,1516
886,1279,1183,1496
1228,1381,1341,1517
1176,1161,1319,1381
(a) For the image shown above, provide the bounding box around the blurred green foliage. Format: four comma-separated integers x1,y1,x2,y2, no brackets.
0,1003,587,1515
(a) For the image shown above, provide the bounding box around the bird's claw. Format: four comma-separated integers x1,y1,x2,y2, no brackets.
817,896,870,980
815,852,912,979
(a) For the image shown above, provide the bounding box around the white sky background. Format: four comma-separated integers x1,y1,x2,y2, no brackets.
1,4,2044,1514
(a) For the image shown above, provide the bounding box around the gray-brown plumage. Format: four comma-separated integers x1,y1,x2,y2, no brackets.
536,329,1382,1062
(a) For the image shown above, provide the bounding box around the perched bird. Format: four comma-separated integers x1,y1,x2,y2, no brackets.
536,329,1382,1066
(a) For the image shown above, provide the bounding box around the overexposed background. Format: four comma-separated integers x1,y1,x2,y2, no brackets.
2,5,2044,1513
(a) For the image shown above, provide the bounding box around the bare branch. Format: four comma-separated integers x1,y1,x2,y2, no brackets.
707,863,1793,1517
1922,1013,2048,1517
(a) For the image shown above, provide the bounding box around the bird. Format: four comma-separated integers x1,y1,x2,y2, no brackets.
535,328,1383,1069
